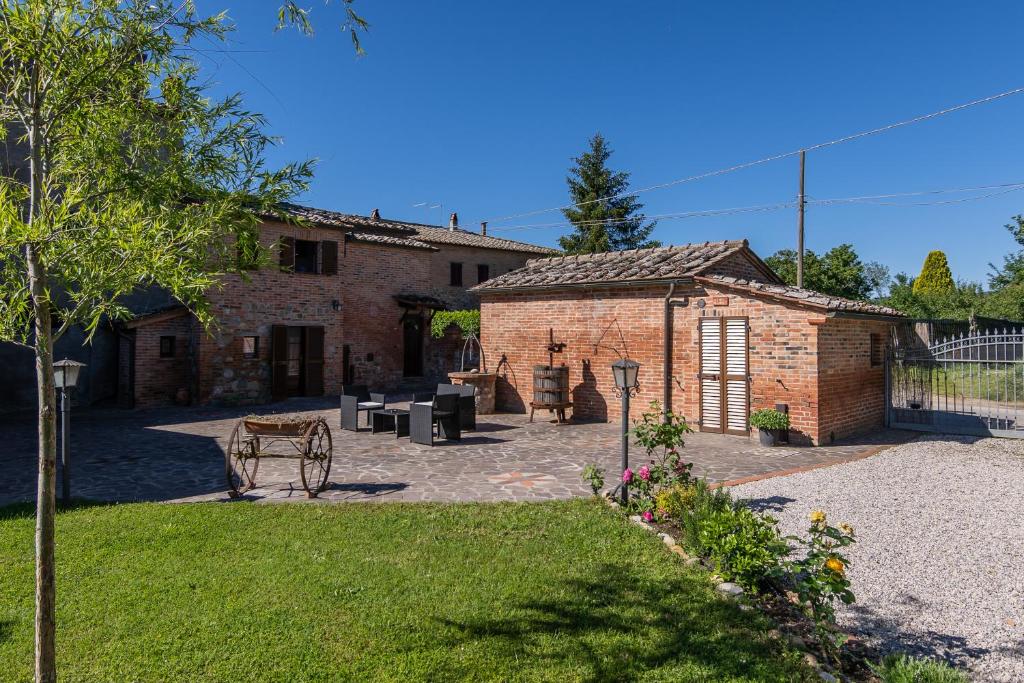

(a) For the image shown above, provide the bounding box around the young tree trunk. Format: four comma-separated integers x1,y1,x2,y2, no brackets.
27,244,57,683
27,59,58,683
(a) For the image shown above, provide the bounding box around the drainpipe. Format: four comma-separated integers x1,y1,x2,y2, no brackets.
663,282,676,423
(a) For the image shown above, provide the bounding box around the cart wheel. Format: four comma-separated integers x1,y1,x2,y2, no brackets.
300,418,333,498
226,419,259,498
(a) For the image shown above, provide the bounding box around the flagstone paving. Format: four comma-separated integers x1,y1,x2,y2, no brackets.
0,397,915,505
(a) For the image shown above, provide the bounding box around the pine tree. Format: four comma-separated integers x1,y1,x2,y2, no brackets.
913,251,956,295
558,133,659,254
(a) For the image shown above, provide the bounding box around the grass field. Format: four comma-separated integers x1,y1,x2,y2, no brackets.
0,500,809,682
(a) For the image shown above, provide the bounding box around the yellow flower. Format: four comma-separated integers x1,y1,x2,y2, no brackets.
809,510,827,525
825,557,845,575
839,523,854,536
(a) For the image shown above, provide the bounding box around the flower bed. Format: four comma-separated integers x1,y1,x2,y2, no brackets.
585,402,966,682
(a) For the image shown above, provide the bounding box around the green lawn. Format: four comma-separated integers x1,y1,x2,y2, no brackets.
0,500,809,682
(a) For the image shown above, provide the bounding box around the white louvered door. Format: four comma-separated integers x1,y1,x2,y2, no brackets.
699,319,722,432
699,318,749,435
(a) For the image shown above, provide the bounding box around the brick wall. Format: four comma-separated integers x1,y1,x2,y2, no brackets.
132,314,194,408
341,240,433,388
816,317,892,442
480,282,883,444
425,244,538,310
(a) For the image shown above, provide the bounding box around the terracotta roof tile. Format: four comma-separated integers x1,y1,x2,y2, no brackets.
698,274,904,317
345,231,437,251
271,203,555,255
471,241,749,291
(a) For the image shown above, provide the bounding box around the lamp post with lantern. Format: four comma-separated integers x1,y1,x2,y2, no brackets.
610,358,641,504
53,359,86,503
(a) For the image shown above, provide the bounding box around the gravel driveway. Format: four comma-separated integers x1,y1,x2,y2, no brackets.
730,435,1024,683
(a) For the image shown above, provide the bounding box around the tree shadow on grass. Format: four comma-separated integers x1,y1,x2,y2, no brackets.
0,619,14,645
432,562,797,681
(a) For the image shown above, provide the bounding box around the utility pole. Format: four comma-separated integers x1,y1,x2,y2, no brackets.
796,149,806,288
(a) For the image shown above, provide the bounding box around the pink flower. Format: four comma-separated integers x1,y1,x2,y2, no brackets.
622,468,633,484
638,465,651,481
642,510,654,523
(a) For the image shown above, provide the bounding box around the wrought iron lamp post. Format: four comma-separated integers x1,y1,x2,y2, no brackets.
610,358,640,504
53,359,86,503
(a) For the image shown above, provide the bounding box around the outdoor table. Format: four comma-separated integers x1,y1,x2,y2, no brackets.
371,408,410,438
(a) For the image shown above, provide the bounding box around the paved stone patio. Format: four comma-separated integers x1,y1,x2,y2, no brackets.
0,397,915,505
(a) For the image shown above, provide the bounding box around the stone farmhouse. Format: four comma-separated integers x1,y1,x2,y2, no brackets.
118,206,555,408
0,200,554,412
473,240,903,445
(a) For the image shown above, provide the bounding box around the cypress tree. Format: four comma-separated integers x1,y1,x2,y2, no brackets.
913,251,956,295
559,133,659,254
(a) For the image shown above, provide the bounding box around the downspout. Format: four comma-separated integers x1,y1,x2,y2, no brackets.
663,282,676,423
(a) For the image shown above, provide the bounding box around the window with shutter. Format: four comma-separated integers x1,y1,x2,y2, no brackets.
321,240,338,275
698,317,749,435
279,236,295,271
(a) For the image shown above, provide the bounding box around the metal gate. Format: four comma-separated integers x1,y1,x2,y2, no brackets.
887,328,1024,438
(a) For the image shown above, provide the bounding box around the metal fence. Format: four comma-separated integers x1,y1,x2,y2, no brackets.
887,328,1024,438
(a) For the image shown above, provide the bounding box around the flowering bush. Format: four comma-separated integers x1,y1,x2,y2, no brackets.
787,510,857,663
622,402,693,517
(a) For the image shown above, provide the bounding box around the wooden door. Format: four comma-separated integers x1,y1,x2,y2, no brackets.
403,314,423,377
286,327,303,395
699,317,750,435
271,325,289,401
304,326,325,396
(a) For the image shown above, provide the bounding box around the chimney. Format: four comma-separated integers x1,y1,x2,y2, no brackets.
370,208,380,220
480,221,488,236
448,212,458,231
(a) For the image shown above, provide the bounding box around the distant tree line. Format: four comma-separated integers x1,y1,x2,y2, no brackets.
763,215,1024,322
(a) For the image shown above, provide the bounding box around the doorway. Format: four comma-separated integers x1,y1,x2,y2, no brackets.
271,325,325,400
698,317,750,435
403,314,424,377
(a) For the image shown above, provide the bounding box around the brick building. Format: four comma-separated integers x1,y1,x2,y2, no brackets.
119,205,554,408
472,240,902,444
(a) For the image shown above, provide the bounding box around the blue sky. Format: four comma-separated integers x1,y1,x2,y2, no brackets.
195,1,1024,285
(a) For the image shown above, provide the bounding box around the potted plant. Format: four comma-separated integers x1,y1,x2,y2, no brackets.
749,409,790,447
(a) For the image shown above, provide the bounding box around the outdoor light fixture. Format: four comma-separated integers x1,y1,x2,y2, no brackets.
53,359,86,503
53,358,85,390
331,299,341,312
610,358,640,504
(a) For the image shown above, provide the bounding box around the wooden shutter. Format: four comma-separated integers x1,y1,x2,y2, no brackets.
279,236,295,271
271,325,289,401
321,240,338,276
304,326,325,396
699,318,722,433
724,318,750,435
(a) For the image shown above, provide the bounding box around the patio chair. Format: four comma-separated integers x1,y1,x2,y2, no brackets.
340,385,387,431
410,392,461,445
436,383,476,431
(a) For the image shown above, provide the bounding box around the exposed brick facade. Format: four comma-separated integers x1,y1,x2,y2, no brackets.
480,275,894,445
125,218,544,408
129,312,196,409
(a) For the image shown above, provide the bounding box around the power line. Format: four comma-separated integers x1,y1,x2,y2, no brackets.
486,86,1024,224
486,181,1024,233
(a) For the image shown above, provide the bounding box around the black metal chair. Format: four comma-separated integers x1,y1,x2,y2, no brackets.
436,383,476,431
410,393,460,445
340,385,387,431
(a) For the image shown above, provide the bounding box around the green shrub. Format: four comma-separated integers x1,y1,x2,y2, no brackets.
749,408,790,431
430,310,480,339
869,653,969,683
581,464,604,495
698,506,789,592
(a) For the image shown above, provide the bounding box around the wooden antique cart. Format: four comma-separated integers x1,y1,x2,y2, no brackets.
225,416,333,498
